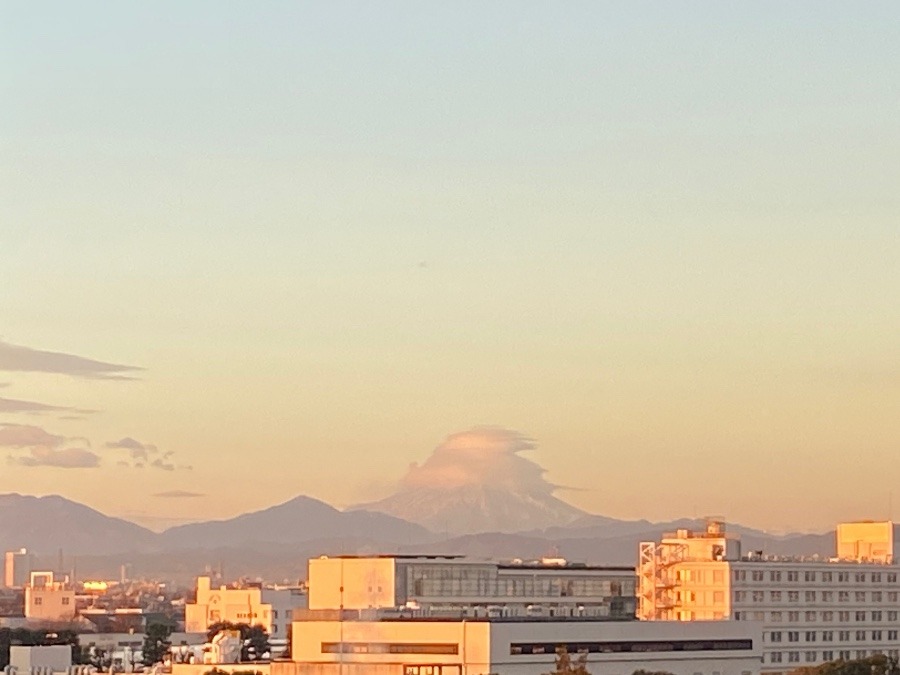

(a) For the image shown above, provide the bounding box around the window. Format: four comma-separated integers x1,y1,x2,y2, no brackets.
770,653,783,663
838,572,849,583
822,611,834,622
806,611,817,622
873,592,883,603
771,612,783,622
839,651,851,660
822,631,833,642
856,573,867,583
806,632,817,642
873,611,883,621
856,611,866,622
856,631,866,641
839,591,850,602
890,611,899,622
788,571,799,582
770,632,783,643
872,573,882,583
771,571,782,582
805,591,816,602
34,597,42,605
823,651,834,661
789,652,800,663
805,571,816,582
771,591,783,601
806,651,817,662
857,651,867,659
272,624,278,634
713,570,724,583
735,570,746,582
62,597,70,605
714,591,724,603
753,591,765,603
735,591,746,602
789,591,800,602
839,611,850,622
873,631,883,641
789,632,800,643
789,612,800,622
856,592,867,603
324,643,459,655
839,632,850,642
888,573,897,583
888,631,898,641
822,591,834,602
752,571,765,582
822,572,833,582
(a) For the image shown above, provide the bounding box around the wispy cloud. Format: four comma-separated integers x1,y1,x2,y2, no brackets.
0,340,142,380
0,396,67,413
0,424,65,448
153,490,204,498
106,437,188,471
12,446,100,468
106,436,157,461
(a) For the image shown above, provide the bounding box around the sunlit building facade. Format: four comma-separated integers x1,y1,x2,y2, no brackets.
308,555,636,619
638,519,900,674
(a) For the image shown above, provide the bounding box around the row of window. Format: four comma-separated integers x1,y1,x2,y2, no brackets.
735,589,898,603
768,649,900,664
767,630,899,643
735,570,898,584
734,610,898,622
509,639,754,655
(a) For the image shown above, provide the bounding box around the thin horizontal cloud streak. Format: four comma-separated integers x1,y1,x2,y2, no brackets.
13,446,100,468
0,424,65,448
0,340,142,380
0,395,70,414
153,490,204,499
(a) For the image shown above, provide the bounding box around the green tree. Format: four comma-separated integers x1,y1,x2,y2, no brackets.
142,622,173,666
543,646,591,675
206,622,271,662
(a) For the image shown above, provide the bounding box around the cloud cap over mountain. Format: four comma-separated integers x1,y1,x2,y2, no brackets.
357,427,588,534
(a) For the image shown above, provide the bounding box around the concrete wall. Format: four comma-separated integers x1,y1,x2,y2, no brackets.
24,585,76,621
307,559,396,611
9,645,73,672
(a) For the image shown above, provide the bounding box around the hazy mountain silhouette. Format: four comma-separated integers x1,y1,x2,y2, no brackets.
0,493,158,556
0,492,861,582
159,495,433,549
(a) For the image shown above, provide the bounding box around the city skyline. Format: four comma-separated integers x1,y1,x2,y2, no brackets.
2,2,899,533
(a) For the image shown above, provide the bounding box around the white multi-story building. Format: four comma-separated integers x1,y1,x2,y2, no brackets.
308,555,636,619
638,519,899,675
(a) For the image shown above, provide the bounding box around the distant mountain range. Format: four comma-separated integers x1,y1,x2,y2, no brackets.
0,491,857,585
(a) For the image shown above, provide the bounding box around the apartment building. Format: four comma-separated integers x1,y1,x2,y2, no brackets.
4,549,32,588
24,571,76,622
308,555,636,619
638,519,899,674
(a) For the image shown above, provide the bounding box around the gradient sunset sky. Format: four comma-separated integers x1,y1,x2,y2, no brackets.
2,1,898,533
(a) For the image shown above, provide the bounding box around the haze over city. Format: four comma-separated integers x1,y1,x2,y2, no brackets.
2,2,899,535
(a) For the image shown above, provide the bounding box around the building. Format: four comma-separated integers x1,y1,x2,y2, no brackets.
4,548,33,588
9,645,72,673
184,576,305,642
836,521,893,563
308,555,636,619
24,571,76,622
638,519,900,674
280,614,762,675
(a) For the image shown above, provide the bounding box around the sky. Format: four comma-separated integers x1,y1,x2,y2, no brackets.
1,1,899,533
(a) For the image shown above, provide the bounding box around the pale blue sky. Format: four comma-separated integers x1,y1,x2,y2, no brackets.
1,1,899,532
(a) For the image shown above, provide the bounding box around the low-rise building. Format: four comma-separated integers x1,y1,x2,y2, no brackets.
308,555,636,619
24,571,76,622
281,615,762,675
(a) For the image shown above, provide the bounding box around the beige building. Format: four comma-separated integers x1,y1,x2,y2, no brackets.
185,577,274,635
24,571,76,622
308,555,636,619
638,519,900,675
281,615,762,675
4,548,32,588
836,521,893,563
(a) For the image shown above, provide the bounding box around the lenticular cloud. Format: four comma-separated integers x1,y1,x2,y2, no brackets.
399,427,554,494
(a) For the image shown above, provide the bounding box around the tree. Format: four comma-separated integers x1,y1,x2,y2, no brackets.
543,646,591,675
143,622,173,666
206,622,271,662
789,655,900,675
